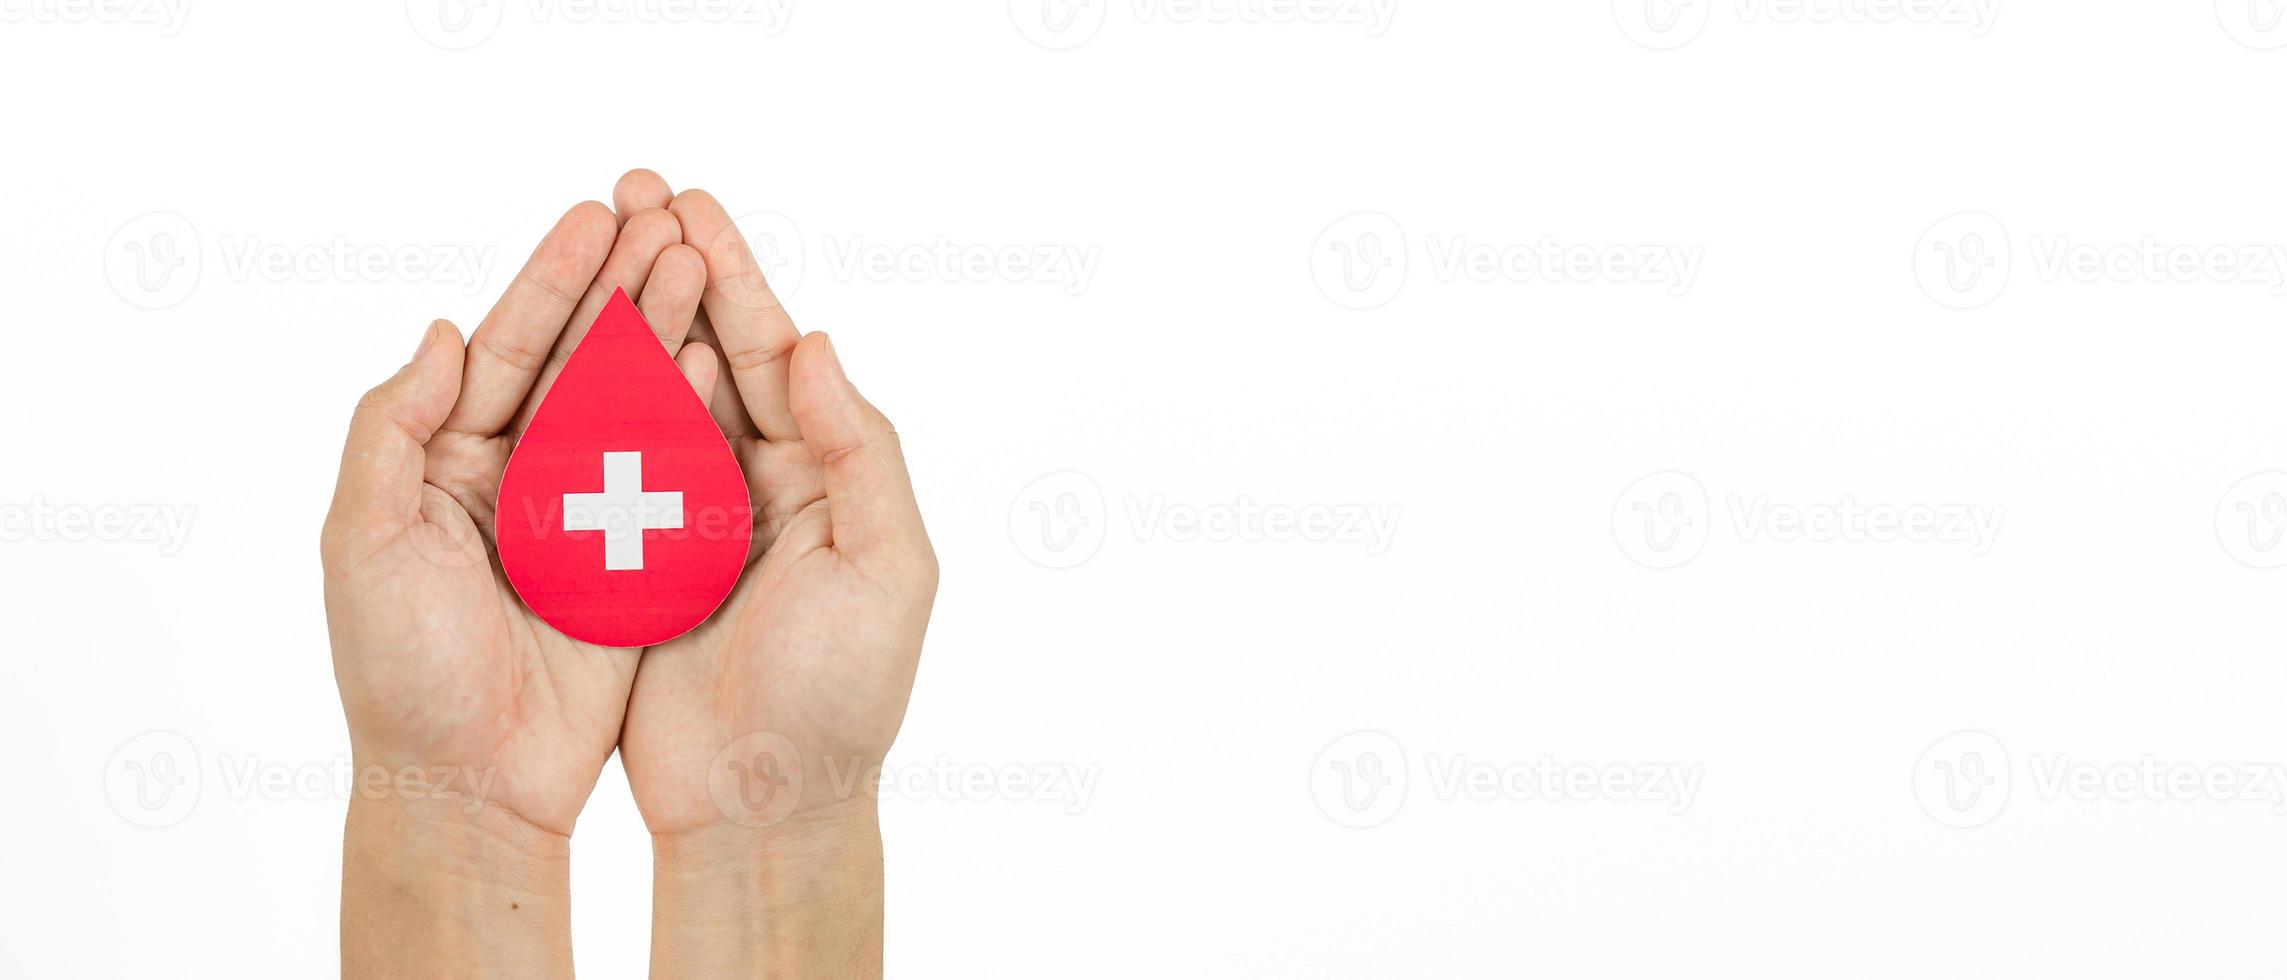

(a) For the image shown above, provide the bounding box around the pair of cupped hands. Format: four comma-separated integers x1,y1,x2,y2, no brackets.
320,170,934,975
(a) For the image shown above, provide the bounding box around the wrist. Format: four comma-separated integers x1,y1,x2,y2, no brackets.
650,800,886,980
342,796,573,978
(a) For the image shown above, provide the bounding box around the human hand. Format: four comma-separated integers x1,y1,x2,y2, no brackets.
605,171,940,979
322,196,707,975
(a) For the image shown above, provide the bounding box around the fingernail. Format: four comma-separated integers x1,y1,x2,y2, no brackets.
816,333,847,384
411,322,440,365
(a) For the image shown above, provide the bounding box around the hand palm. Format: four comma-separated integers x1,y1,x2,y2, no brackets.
616,184,935,836
624,432,925,833
325,200,698,836
327,431,637,835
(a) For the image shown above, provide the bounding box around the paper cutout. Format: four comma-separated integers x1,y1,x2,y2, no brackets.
496,288,752,647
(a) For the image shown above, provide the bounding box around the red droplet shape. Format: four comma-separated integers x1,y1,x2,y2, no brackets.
495,288,752,647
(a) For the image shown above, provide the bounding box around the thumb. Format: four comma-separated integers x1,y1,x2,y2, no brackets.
788,333,932,576
323,320,466,563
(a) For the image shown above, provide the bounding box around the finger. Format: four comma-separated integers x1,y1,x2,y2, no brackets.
787,333,931,570
443,202,615,436
324,320,466,561
613,168,672,220
639,244,705,352
509,207,683,434
670,189,802,440
674,341,719,402
683,313,759,438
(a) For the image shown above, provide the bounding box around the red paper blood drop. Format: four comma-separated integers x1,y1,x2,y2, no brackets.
495,288,752,648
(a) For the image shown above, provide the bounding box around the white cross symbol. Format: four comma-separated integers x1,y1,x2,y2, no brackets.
561,451,684,571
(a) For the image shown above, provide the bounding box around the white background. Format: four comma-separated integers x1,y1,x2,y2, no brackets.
5,0,2287,976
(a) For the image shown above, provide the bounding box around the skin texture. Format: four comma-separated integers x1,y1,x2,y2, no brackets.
324,170,936,978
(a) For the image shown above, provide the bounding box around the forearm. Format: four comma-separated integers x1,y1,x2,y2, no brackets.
649,803,886,980
342,795,575,979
